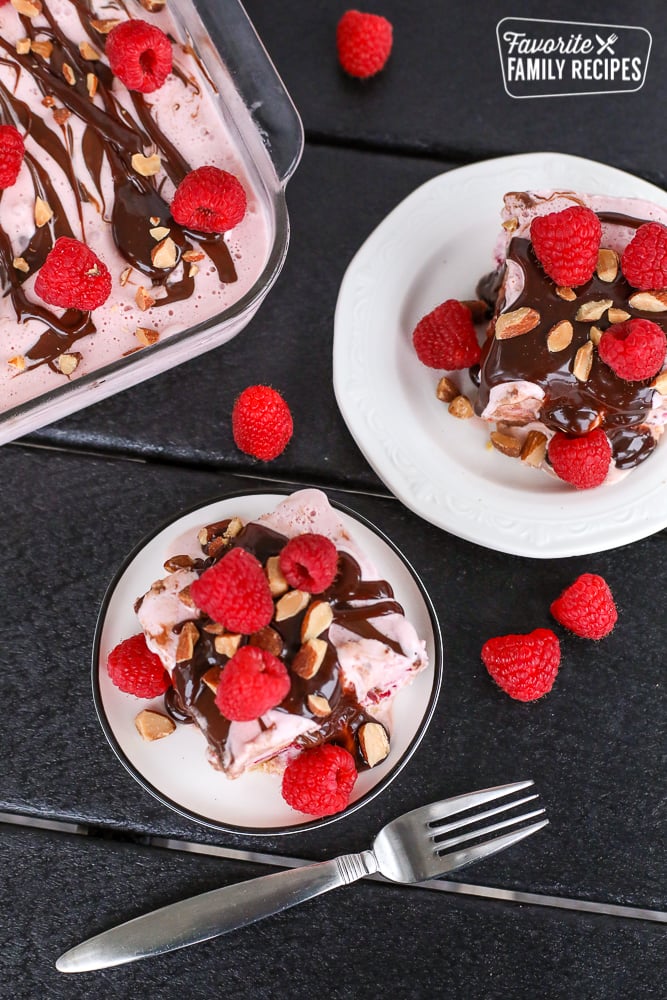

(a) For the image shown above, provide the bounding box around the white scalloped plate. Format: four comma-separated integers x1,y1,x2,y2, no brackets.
334,152,667,558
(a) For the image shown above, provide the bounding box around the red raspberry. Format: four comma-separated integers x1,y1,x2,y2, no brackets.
232,385,293,461
215,645,290,722
598,318,666,381
336,10,393,79
621,222,667,290
481,628,560,702
547,428,611,490
412,299,481,370
279,533,339,594
282,744,358,816
0,125,24,188
191,547,274,634
551,573,617,640
34,237,112,311
170,166,247,234
530,206,602,286
105,19,172,93
107,633,171,698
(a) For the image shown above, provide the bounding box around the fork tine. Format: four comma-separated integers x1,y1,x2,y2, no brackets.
415,780,534,827
428,793,539,839
434,807,545,852
434,819,549,875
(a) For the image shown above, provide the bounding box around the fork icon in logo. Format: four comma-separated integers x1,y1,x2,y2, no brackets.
595,32,618,54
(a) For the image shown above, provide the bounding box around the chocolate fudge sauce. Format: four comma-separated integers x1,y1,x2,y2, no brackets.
476,219,666,469
0,0,237,374
166,522,409,772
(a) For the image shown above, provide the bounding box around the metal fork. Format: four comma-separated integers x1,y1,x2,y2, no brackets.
56,780,547,973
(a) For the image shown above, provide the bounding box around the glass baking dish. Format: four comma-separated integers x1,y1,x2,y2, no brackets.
0,0,303,444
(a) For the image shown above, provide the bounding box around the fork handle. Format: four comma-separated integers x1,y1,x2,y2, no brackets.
57,851,379,973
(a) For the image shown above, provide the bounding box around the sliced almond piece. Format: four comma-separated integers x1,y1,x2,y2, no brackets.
608,308,630,324
31,40,53,59
266,555,289,597
275,589,310,622
502,217,518,232
494,306,540,340
79,41,100,60
596,248,619,283
12,257,29,273
292,638,327,680
135,709,176,742
546,319,573,353
183,250,205,263
151,236,177,270
306,694,331,718
8,355,26,372
556,286,577,301
136,326,159,347
90,18,122,33
589,326,603,346
448,395,473,419
520,430,548,467
358,722,390,767
249,626,284,657
11,0,42,17
214,633,242,658
150,226,171,242
16,38,31,55
131,152,162,177
140,0,166,10
575,299,613,322
490,430,522,458
628,290,667,313
34,197,53,228
436,375,458,403
188,263,199,278
62,63,76,86
203,622,226,635
175,621,199,662
56,353,79,376
135,286,155,311
87,73,98,99
652,372,667,395
163,554,195,573
573,341,594,382
202,666,221,694
119,266,132,287
301,600,333,642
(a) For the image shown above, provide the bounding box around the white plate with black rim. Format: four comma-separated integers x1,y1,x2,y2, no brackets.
333,151,667,558
93,490,443,835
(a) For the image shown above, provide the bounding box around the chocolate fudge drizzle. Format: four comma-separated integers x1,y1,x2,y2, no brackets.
165,521,411,772
476,212,666,469
0,0,237,375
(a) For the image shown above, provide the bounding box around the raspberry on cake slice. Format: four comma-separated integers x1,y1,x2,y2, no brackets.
475,190,667,485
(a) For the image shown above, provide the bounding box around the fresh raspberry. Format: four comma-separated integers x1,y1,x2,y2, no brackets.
279,533,339,594
412,299,481,370
547,428,612,489
170,166,247,234
336,10,393,79
34,237,112,311
598,318,667,381
530,206,602,286
0,125,24,189
551,573,617,640
481,628,560,702
107,633,171,698
105,19,172,93
190,547,274,634
215,645,290,722
232,385,293,461
621,222,667,290
282,744,358,816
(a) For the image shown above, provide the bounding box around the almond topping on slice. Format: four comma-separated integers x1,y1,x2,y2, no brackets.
214,633,242,658
596,248,619,283
136,326,159,347
494,306,540,340
62,63,76,86
556,286,577,301
135,709,176,742
607,308,630,324
652,371,667,395
34,197,53,228
188,263,199,278
79,41,100,60
546,319,573,352
31,40,53,59
163,554,195,572
135,286,156,311
628,290,667,313
293,638,328,680
490,430,522,458
11,0,42,17
575,299,613,322
150,226,171,242
249,626,284,657
266,555,289,597
202,667,221,694
139,0,166,10
52,108,71,125
131,152,162,177
87,73,98,99
151,236,177,269
203,622,226,635
9,355,26,372
589,326,603,347
178,585,195,608
90,18,121,33
182,250,205,263
520,430,548,467
448,395,473,419
573,341,594,382
175,621,199,663
57,353,79,376
275,589,310,622
16,38,31,55
502,217,518,232
306,694,331,718
120,266,133,287
358,722,390,767
436,375,458,403
12,257,29,273
301,600,333,642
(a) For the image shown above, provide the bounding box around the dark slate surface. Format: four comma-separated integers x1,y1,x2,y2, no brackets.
242,0,667,188
26,144,448,489
2,824,666,1000
3,443,667,910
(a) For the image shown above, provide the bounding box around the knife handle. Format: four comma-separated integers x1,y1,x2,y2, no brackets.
57,851,378,973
